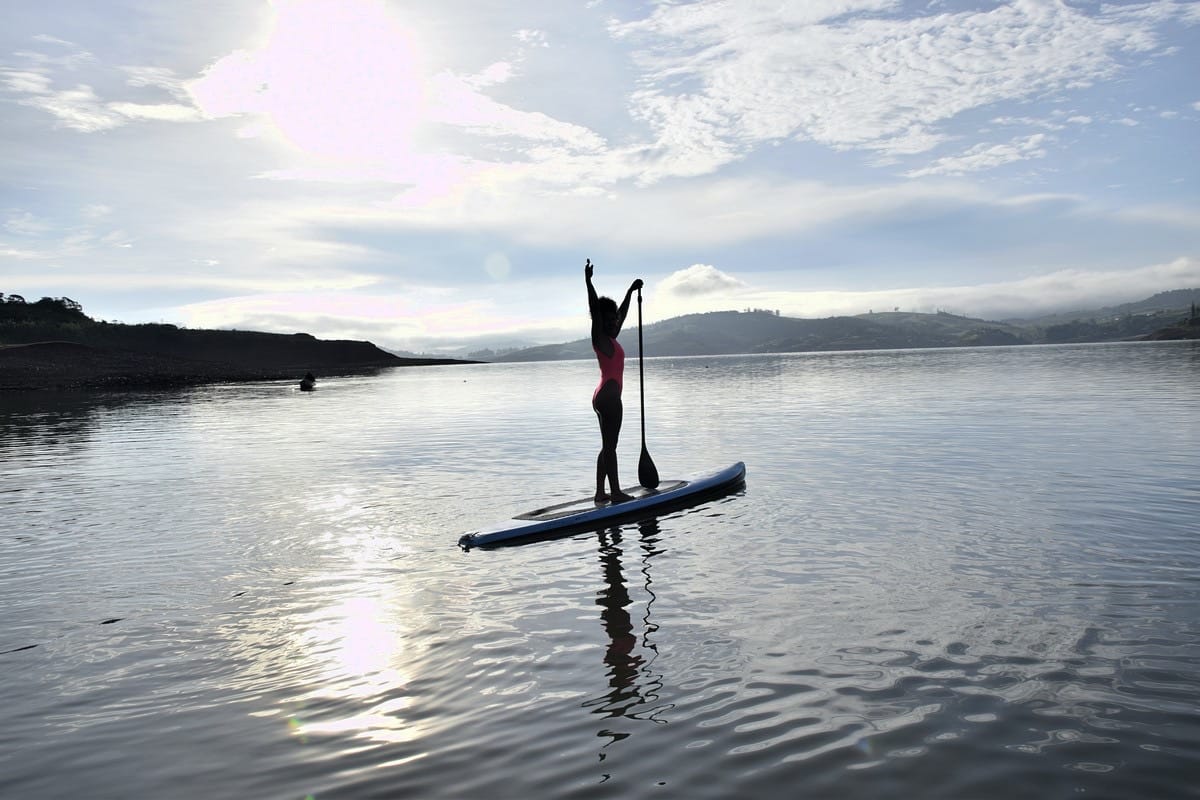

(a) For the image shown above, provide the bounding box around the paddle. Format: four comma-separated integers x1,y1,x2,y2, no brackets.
636,287,660,490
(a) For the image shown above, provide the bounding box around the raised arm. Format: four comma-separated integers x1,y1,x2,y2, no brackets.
586,259,607,353
585,259,599,313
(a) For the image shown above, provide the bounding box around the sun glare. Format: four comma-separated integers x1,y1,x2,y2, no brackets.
196,0,427,165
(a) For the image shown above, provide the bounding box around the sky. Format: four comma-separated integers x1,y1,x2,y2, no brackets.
2,0,1199,354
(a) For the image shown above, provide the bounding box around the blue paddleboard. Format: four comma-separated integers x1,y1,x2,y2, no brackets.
458,461,745,548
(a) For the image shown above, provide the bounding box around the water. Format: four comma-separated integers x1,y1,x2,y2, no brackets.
1,342,1198,798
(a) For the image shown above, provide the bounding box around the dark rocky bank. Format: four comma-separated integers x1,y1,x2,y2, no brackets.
0,295,472,391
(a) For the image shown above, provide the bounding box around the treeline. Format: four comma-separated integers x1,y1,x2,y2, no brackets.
0,294,184,350
1,293,88,321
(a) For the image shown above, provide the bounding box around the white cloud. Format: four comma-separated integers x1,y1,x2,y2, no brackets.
0,69,52,94
424,70,605,150
5,0,1187,200
464,61,514,89
108,101,202,122
15,84,126,132
4,211,54,236
0,246,45,260
610,0,1184,178
990,116,1066,132
650,257,1200,322
170,289,580,354
2,267,378,295
905,134,1049,178
120,66,192,100
659,264,748,297
0,47,201,131
369,173,991,249
1113,204,1200,230
184,0,605,186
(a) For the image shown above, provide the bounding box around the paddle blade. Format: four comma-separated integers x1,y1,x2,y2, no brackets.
638,445,660,490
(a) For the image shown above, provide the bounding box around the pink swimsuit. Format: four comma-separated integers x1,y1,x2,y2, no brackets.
593,337,624,402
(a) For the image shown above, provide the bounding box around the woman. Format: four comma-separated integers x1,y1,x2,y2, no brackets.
585,259,643,503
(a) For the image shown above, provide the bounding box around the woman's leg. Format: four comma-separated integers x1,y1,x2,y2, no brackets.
593,381,633,503
594,449,607,502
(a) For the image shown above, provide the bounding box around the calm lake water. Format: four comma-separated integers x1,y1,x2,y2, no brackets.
2,342,1198,799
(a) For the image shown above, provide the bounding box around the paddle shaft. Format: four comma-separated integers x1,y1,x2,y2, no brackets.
638,288,646,443
636,288,660,489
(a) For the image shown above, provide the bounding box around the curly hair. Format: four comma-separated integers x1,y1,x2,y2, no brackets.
591,295,618,319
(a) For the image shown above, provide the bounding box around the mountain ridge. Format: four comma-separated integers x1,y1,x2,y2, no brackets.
494,288,1200,362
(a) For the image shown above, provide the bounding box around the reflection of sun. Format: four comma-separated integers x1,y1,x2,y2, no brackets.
319,596,397,681
290,591,421,744
195,0,426,164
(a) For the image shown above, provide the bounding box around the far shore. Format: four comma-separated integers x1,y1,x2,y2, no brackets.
0,341,474,392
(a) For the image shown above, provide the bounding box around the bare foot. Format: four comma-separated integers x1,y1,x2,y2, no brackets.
609,490,635,503
594,492,610,504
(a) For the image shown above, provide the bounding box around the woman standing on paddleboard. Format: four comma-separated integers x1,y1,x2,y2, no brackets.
585,259,643,504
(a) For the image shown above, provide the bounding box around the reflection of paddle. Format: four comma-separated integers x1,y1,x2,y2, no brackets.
636,288,660,490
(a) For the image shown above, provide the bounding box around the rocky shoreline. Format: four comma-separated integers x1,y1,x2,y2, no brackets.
0,341,467,391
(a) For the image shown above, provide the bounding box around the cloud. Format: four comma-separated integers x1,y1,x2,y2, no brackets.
424,70,605,150
369,173,993,250
6,0,1186,207
170,289,582,354
905,134,1049,178
120,65,193,100
1,268,378,294
610,0,1185,179
108,101,202,122
187,0,604,176
13,83,127,132
98,254,1200,353
659,264,747,297
1112,204,1200,230
0,69,52,94
0,44,201,131
704,257,1200,321
4,211,54,236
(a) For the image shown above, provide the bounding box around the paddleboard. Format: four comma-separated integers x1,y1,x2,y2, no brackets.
458,461,745,549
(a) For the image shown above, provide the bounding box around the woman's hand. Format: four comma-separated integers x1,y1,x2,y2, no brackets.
631,278,644,291
585,259,594,281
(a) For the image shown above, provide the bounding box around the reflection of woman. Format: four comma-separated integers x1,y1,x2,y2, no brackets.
597,530,643,707
586,520,667,731
585,259,644,504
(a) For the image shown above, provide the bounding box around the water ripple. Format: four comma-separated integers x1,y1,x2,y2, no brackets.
2,345,1199,798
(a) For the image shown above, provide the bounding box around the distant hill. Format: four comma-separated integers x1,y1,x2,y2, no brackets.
495,288,1200,362
0,294,472,390
1005,288,1200,327
1002,288,1200,344
496,309,1031,361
